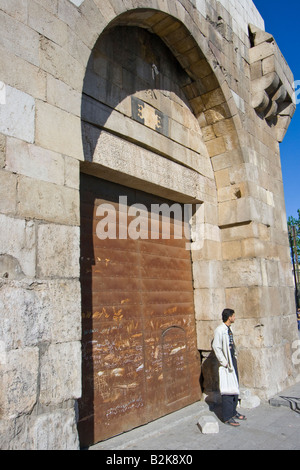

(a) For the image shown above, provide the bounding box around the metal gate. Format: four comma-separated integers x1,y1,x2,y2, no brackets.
78,174,200,447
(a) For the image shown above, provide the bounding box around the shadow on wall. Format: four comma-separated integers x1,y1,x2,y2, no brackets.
200,350,223,421
80,25,193,176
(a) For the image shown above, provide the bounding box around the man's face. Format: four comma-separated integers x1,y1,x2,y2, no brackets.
229,313,236,324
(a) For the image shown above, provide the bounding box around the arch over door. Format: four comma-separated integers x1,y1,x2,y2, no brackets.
78,174,200,447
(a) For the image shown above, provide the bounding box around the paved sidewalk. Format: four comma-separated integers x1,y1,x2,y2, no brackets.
90,381,300,451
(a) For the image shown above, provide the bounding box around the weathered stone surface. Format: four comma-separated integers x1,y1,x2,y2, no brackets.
194,289,225,321
193,260,224,289
0,407,80,450
46,75,81,117
6,137,65,186
0,9,40,66
0,279,81,349
0,45,46,101
0,85,35,143
17,175,80,225
0,347,39,420
0,214,36,278
39,342,81,406
27,409,80,450
35,100,83,160
37,224,80,278
28,0,68,48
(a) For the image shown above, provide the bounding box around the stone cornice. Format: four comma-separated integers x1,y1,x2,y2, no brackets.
249,24,296,142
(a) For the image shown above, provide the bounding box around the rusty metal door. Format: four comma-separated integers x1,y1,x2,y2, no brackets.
78,174,200,447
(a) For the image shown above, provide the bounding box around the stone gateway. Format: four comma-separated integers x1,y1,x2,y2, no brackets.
0,0,299,450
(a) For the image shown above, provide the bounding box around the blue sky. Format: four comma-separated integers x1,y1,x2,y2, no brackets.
253,0,300,220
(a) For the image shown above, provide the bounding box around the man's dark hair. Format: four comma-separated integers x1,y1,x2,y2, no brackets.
222,308,235,323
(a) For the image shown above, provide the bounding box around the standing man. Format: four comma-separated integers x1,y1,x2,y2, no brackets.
212,308,246,426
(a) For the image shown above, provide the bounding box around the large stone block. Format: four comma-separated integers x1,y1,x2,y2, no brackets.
0,281,50,349
35,101,83,160
238,339,300,398
37,224,80,278
0,279,81,349
47,280,81,343
28,0,68,48
58,0,103,50
196,320,220,351
194,288,225,320
0,214,36,278
27,409,80,450
222,258,263,288
0,85,35,143
39,37,84,91
46,75,81,117
39,342,81,406
0,45,46,101
193,260,224,289
0,347,39,420
0,0,28,22
225,286,277,319
0,9,40,66
218,197,274,228
0,407,79,450
6,137,65,186
17,175,80,225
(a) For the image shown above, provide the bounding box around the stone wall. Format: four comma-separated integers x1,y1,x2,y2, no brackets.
0,0,299,449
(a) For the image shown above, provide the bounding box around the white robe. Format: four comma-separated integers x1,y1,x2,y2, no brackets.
212,323,239,396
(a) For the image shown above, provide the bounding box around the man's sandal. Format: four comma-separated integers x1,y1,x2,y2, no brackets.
225,418,240,427
235,412,247,420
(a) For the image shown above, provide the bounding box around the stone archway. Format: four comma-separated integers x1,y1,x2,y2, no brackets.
77,5,245,446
